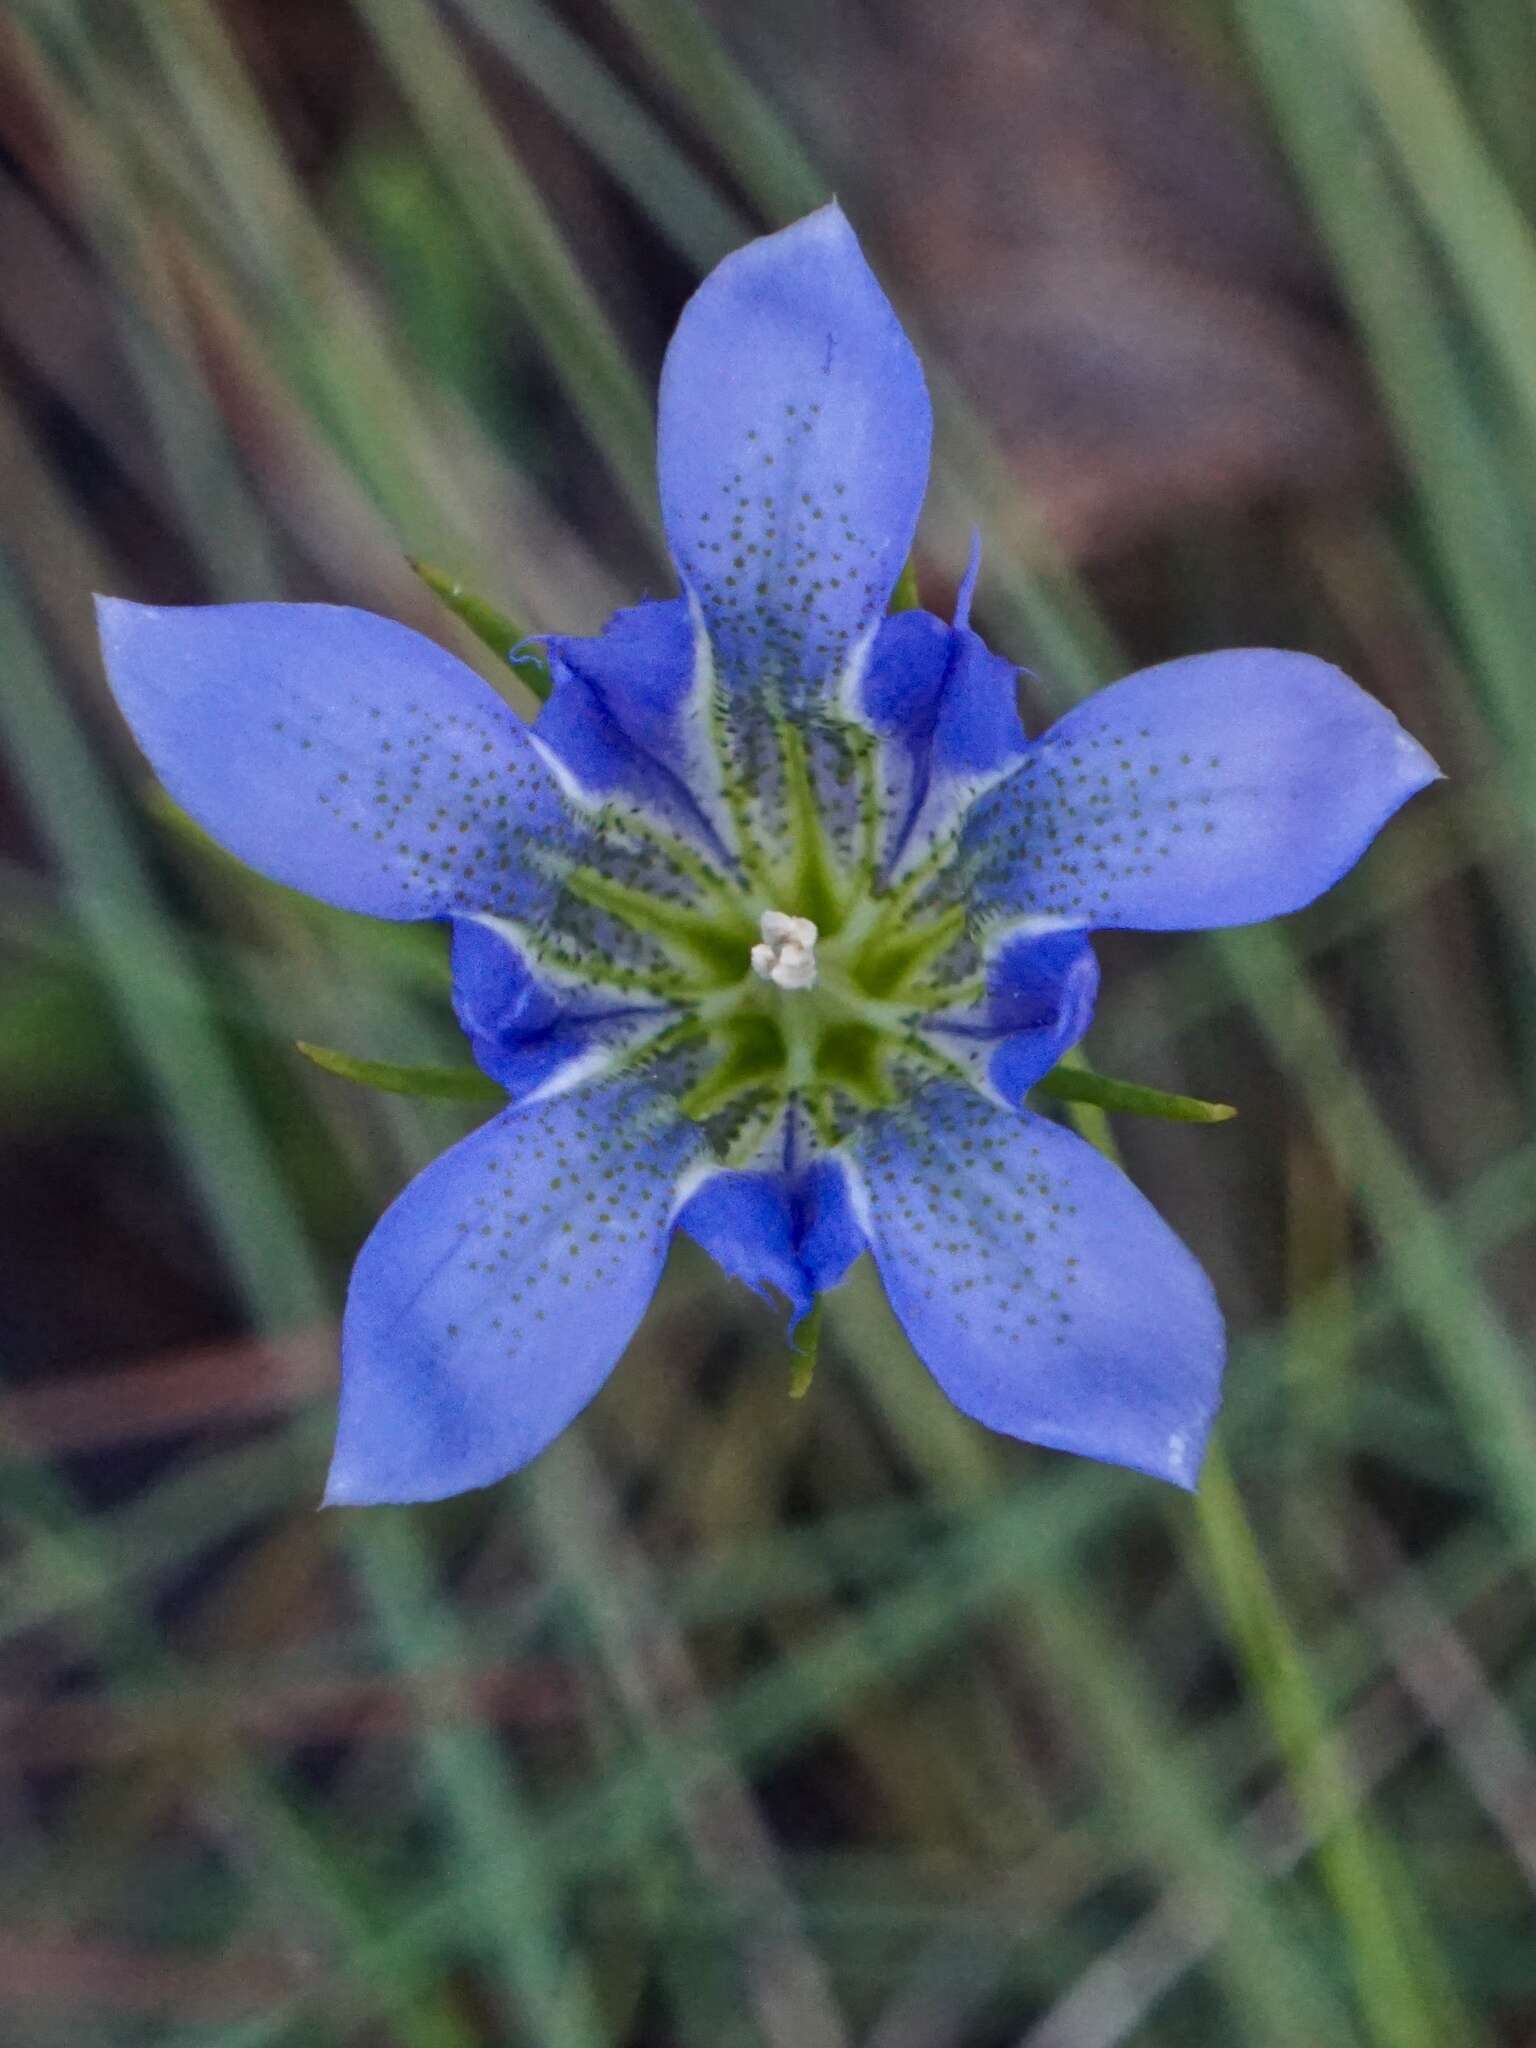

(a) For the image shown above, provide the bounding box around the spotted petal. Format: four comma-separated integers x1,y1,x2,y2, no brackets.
964,649,1440,933
658,203,931,705
850,1085,1224,1487
96,599,576,922
325,1081,702,1504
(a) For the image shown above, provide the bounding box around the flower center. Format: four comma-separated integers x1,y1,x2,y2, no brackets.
538,725,988,1164
749,909,819,991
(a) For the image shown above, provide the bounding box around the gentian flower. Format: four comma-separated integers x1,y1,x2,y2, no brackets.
96,206,1438,1503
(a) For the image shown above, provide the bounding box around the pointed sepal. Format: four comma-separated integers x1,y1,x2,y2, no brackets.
408,559,551,702
1034,1063,1237,1125
296,1041,504,1102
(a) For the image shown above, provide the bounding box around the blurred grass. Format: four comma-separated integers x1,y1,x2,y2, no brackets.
2,1,1535,2043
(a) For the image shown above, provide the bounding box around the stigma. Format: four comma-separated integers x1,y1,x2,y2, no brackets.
750,909,819,991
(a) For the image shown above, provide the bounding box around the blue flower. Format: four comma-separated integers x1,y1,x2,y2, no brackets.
96,205,1438,1502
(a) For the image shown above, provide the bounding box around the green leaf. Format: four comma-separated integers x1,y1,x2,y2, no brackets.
408,558,551,701
0,957,130,1127
1034,1064,1237,1124
295,1040,504,1102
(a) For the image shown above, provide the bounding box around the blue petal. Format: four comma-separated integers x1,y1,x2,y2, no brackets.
989,933,1100,1102
676,1169,812,1320
97,599,576,921
924,931,1100,1105
966,649,1440,931
658,205,931,701
860,609,1027,875
851,1086,1224,1487
792,1155,867,1295
325,1082,700,1504
451,916,563,1054
450,916,674,1105
538,599,733,857
545,600,696,765
986,930,1100,1044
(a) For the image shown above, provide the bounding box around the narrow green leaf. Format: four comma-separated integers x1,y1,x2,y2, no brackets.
1035,1065,1237,1124
295,1041,504,1102
408,557,551,700
1197,1444,1463,2048
0,957,128,1126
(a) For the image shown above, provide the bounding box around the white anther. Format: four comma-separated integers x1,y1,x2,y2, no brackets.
770,940,818,990
760,910,818,950
751,909,820,991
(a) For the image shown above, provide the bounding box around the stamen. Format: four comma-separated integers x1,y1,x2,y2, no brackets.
751,909,819,991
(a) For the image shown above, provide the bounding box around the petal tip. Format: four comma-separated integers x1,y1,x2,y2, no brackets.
1397,725,1444,792
320,1455,374,1509
93,591,145,654
1160,1420,1213,1491
799,196,857,243
321,1438,509,1509
714,197,872,289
